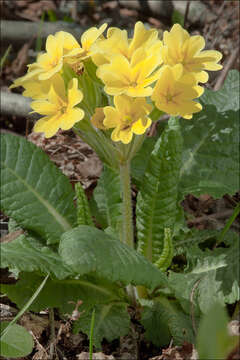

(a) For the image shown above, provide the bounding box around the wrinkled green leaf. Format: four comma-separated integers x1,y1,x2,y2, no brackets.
59,226,167,291
201,70,239,112
0,322,34,358
0,133,76,244
173,228,220,256
74,303,130,349
0,234,72,279
179,102,239,199
136,117,183,263
169,233,239,313
197,303,239,359
141,297,195,346
91,165,122,231
1,272,121,314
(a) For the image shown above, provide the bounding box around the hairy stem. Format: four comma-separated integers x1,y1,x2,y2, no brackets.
119,161,134,249
119,160,137,305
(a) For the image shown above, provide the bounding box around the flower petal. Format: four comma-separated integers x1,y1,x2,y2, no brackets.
103,106,121,128
31,100,58,115
60,108,84,129
132,117,151,135
68,78,83,108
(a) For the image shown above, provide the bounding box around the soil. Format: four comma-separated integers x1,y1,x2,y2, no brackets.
0,1,239,359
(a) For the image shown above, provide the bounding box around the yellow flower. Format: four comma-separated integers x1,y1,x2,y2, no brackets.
101,95,152,144
96,48,161,97
162,24,222,83
92,21,162,66
10,34,64,86
31,76,84,138
151,65,203,119
57,24,107,64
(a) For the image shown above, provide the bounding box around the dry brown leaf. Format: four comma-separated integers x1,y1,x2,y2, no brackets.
8,42,31,77
150,342,198,360
19,313,49,339
16,0,56,21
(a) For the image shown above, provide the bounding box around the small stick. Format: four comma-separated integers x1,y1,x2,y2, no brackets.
49,308,56,360
188,209,234,226
184,1,191,28
214,45,239,91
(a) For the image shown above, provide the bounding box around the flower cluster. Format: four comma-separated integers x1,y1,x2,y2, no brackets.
11,22,222,142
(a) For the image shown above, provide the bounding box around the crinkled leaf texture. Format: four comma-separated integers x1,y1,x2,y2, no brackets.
173,228,220,256
201,69,239,112
0,322,34,358
0,133,76,244
179,71,239,198
141,296,195,347
74,303,130,349
136,117,183,263
91,165,122,232
1,272,121,314
0,233,72,280
169,232,239,314
59,225,167,291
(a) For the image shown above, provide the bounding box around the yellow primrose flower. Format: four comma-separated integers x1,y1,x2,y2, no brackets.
92,21,162,66
56,24,107,64
10,34,64,85
151,65,203,119
101,95,152,144
31,76,84,138
162,24,222,83
96,48,161,97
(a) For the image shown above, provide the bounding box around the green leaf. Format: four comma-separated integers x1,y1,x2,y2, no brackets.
0,322,34,358
173,228,220,256
0,133,76,244
92,165,122,231
1,272,121,314
169,233,240,313
155,228,173,271
201,70,239,112
74,303,130,349
0,234,72,279
197,303,239,359
141,297,195,346
179,76,239,199
136,117,183,263
59,226,167,291
75,182,94,226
